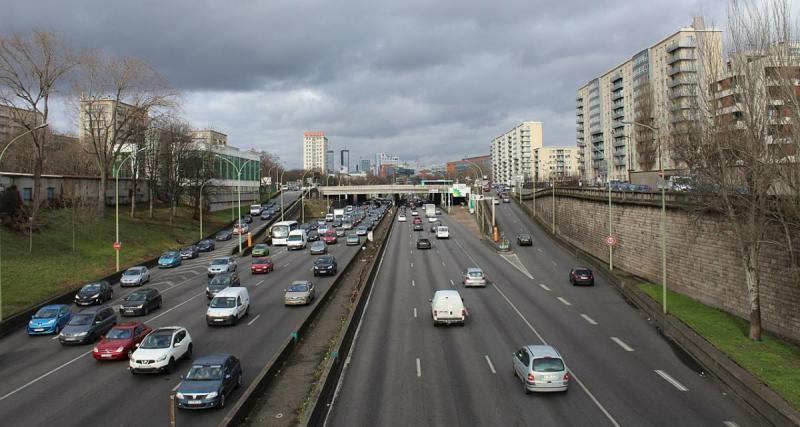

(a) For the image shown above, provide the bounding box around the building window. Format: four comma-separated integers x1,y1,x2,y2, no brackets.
47,187,55,200
23,187,32,201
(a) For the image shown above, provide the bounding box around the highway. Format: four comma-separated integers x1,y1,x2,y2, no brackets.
326,199,763,427
0,191,381,427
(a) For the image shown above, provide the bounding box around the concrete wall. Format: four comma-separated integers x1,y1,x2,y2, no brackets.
525,189,800,341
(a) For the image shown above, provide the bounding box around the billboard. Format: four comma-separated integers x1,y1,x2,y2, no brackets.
450,183,471,197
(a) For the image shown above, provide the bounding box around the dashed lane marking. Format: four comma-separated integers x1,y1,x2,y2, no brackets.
655,370,689,391
416,358,421,377
485,355,496,374
557,297,571,306
611,337,634,352
413,308,417,318
539,284,550,291
581,314,598,325
247,314,262,326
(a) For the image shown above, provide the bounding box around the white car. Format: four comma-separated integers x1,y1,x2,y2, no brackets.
493,198,500,205
208,257,237,277
120,266,150,287
249,204,262,215
398,214,407,222
436,226,449,239
232,223,249,235
411,210,419,216
129,327,193,374
428,216,438,223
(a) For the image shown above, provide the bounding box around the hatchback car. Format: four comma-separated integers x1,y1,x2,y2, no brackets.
176,354,243,409
346,233,360,246
120,288,163,316
58,306,116,345
516,234,533,246
180,245,199,259
413,223,423,231
355,226,368,236
240,214,253,224
215,230,232,241
313,255,337,276
462,268,487,287
206,272,241,299
208,257,237,277
260,210,273,220
307,230,320,242
92,322,152,360
398,214,407,222
28,304,72,335
569,267,595,286
284,281,315,305
120,266,150,287
250,257,274,274
416,238,432,249
413,217,422,225
158,251,182,268
335,227,346,237
251,243,270,257
197,239,216,252
309,240,328,255
74,281,113,306
322,230,338,244
129,326,193,374
513,345,570,393
232,223,249,235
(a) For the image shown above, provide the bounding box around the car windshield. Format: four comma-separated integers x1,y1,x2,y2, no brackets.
288,284,309,292
33,308,60,318
216,232,228,237
162,252,177,258
533,357,565,372
211,259,228,266
81,283,102,293
124,269,141,276
519,234,531,240
69,313,94,325
210,276,232,286
468,271,483,278
253,258,270,265
181,246,193,252
254,244,267,250
186,364,223,381
288,235,302,242
315,257,332,264
140,333,173,349
272,225,290,237
210,297,236,308
126,292,148,301
106,328,133,339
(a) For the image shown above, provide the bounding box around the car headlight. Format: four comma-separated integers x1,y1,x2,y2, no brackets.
176,392,185,399
75,332,88,337
206,391,218,399
135,305,143,309
157,354,168,362
92,346,99,352
90,294,100,299
116,346,125,353
46,319,57,325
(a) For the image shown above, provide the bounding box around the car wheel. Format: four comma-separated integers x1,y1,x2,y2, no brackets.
237,372,243,388
219,392,226,408
167,358,176,373
130,368,137,375
186,343,193,360
143,306,149,315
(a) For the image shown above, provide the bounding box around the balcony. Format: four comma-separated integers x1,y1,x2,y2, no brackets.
666,38,696,53
612,109,624,120
668,63,697,77
613,157,627,167
612,137,627,148
612,80,623,91
612,90,624,101
667,52,697,65
668,78,696,88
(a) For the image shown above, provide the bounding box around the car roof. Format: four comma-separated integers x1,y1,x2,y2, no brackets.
524,344,562,359
213,256,231,261
41,304,69,309
192,353,233,365
215,287,246,297
433,289,461,298
292,280,311,285
466,267,483,273
77,305,111,314
113,322,142,329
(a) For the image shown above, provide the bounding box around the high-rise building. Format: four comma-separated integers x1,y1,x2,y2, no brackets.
359,158,371,174
340,149,349,174
490,121,543,186
326,150,335,173
303,131,328,171
0,105,44,142
375,152,400,175
79,98,148,150
533,147,579,181
576,18,723,183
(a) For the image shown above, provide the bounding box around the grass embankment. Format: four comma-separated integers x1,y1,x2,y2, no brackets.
302,199,328,221
1,206,226,317
638,283,800,410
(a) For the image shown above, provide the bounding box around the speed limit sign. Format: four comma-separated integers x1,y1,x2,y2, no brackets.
604,235,618,247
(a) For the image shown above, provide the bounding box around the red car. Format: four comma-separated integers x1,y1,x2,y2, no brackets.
413,217,422,225
251,257,275,274
322,230,338,244
92,322,152,360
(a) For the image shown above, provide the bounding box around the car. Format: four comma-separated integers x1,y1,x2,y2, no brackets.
158,251,182,268
260,210,273,220
411,210,419,216
398,214,407,222
428,216,438,223
74,281,113,305
206,272,241,299
569,267,594,286
413,223,423,231
208,256,237,277
307,230,320,242
435,209,442,215
430,224,438,233
503,197,510,203
332,220,342,227
335,227,346,237
240,214,253,224
493,198,500,205
232,223,249,235
119,288,163,316
309,240,328,255
436,226,450,239
462,268,487,287
413,217,422,225
180,245,199,259
250,257,274,274
215,230,233,241
120,266,150,287
175,353,243,409
516,233,533,246
430,290,466,326
342,221,353,230
416,238,432,249
129,326,193,374
251,243,270,257
346,232,360,246
28,304,72,335
92,322,153,361
197,239,216,252
355,226,368,236
313,255,337,276
513,345,570,393
325,213,334,222
58,306,116,345
206,287,250,326
322,229,338,244
284,281,315,305
249,204,262,215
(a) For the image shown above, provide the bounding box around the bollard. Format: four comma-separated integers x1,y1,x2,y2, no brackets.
169,393,176,427
247,232,253,247
290,331,299,343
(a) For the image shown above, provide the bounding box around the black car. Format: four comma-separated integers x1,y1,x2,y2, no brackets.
206,272,241,299
313,255,338,276
260,210,273,220
570,267,595,286
430,224,438,233
175,353,243,409
180,245,199,259
58,306,116,345
307,230,320,242
516,234,533,246
417,238,432,249
74,281,113,306
197,239,216,252
332,220,342,228
240,215,253,224
120,288,163,316
216,230,233,241
413,223,423,231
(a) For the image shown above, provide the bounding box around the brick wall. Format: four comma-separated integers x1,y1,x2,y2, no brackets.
526,190,800,341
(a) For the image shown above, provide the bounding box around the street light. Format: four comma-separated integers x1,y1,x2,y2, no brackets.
0,122,48,322
215,155,257,255
113,146,147,271
279,169,287,221
623,120,667,314
300,169,314,224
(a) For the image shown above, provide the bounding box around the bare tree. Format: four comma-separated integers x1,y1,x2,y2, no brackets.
156,117,193,223
182,148,215,220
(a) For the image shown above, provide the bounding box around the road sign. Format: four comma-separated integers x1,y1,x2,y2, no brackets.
113,241,121,250
604,235,618,247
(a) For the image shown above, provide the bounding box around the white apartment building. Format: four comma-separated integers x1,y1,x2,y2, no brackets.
375,152,400,175
533,147,580,181
191,128,228,146
303,131,329,172
576,18,723,183
490,121,543,185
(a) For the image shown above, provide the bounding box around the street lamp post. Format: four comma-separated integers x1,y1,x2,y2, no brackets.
608,177,613,271
113,146,147,272
266,165,277,198
216,156,257,255
199,180,210,240
551,177,556,234
624,120,666,314
279,169,287,221
300,169,313,224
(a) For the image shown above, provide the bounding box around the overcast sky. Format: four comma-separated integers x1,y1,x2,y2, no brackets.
1,0,728,168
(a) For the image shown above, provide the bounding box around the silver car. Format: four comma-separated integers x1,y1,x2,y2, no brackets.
513,345,570,393
462,268,486,287
309,240,327,255
346,233,360,246
284,281,315,306
120,266,150,287
207,257,237,277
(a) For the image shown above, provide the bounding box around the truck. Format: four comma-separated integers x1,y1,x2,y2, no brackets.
424,204,436,218
333,208,345,222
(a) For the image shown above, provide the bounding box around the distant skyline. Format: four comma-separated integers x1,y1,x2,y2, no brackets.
2,0,728,168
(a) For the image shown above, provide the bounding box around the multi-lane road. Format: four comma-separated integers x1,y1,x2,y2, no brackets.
326,197,763,426
0,191,380,427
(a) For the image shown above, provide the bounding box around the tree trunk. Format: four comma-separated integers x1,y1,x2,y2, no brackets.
98,173,108,217
32,155,44,221
743,244,762,341
148,185,154,218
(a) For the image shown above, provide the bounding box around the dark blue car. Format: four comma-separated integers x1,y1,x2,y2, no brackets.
175,354,242,409
28,304,72,335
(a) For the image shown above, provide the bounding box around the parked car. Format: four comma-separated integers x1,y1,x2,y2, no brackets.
284,281,315,305
430,290,466,326
92,322,152,360
569,267,595,286
513,345,570,393
251,243,270,257
215,230,233,241
180,245,199,259
28,304,72,335
206,287,250,326
119,288,163,316
516,233,533,246
322,229,338,244
313,255,337,276
197,239,216,252
58,306,116,345
175,353,243,409
416,238,432,249
129,326,193,374
158,251,182,268
208,256,237,277
462,268,487,287
206,272,241,299
74,281,113,306
250,257,274,274
309,240,328,255
120,266,150,287
346,232,360,246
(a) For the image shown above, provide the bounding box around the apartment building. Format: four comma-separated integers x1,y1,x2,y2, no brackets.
576,18,723,183
191,128,228,146
0,105,44,143
375,152,400,175
533,147,579,181
303,131,329,172
79,98,148,149
491,121,543,186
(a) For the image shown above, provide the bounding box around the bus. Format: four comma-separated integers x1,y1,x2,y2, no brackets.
270,220,298,246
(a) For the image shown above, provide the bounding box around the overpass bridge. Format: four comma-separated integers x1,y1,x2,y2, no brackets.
318,184,453,196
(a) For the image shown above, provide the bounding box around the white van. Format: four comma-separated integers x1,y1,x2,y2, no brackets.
430,290,466,326
250,204,262,215
325,213,334,222
286,229,308,250
206,287,250,325
436,226,449,239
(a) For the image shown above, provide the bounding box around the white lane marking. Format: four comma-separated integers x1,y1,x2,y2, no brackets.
413,308,417,318
247,314,262,326
410,262,413,268
537,248,543,253
449,279,455,287
723,422,740,427
410,250,413,255
485,355,496,374
146,291,206,323
283,262,291,267
411,280,415,287
539,284,551,291
499,253,534,280
0,349,93,402
557,297,572,306
441,261,446,267
581,314,598,325
655,370,689,391
611,337,634,352
551,260,557,266
416,358,421,377
255,280,264,287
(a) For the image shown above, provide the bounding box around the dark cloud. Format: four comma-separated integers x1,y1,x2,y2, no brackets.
1,0,727,168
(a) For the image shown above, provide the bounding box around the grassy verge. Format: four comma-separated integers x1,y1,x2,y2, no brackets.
303,199,328,221
1,206,226,317
638,283,800,410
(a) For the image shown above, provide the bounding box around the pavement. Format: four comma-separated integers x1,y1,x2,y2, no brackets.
325,199,763,427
